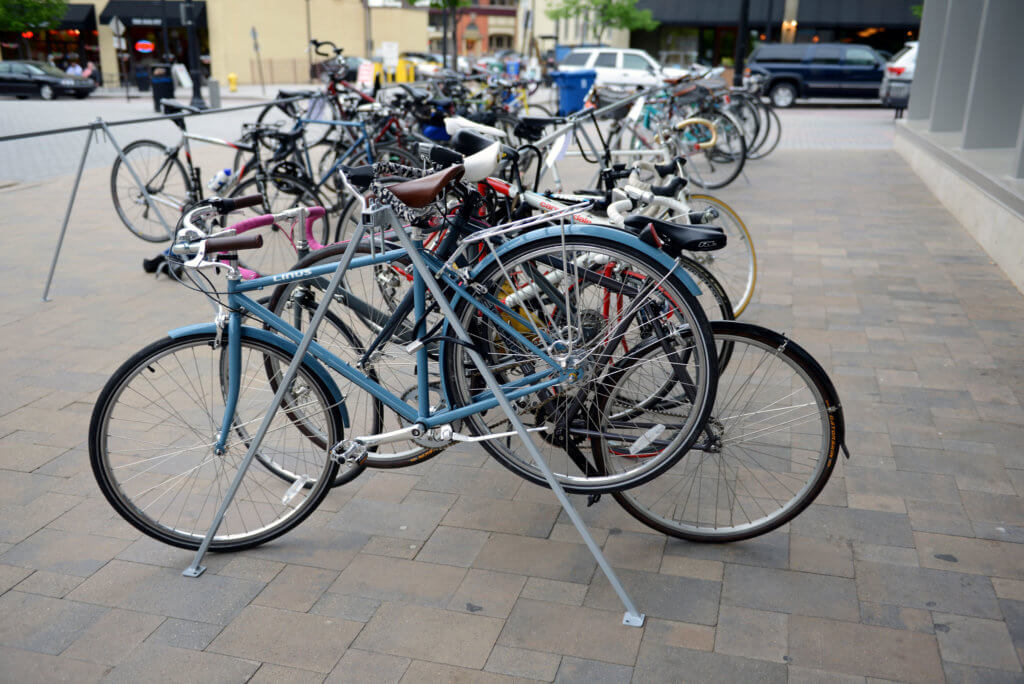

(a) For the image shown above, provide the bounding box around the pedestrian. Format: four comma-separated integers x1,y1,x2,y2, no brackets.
66,62,83,76
82,61,97,81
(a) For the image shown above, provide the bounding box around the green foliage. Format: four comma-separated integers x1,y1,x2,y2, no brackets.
546,0,659,43
911,4,923,19
0,0,67,31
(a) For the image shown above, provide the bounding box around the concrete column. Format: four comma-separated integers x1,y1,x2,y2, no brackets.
1014,109,1024,178
781,0,798,43
961,0,1024,150
927,0,982,133
907,0,948,120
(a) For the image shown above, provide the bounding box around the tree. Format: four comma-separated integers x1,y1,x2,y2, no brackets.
545,0,658,45
0,0,67,31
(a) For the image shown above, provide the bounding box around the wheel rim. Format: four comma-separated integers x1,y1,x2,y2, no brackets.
772,86,794,107
40,85,53,99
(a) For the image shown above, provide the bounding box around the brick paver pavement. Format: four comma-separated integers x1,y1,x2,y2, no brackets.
0,137,1022,682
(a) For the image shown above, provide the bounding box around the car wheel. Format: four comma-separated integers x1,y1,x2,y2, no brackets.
769,82,796,108
39,84,55,100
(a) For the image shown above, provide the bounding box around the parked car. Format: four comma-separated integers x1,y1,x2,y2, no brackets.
746,43,886,107
0,60,96,100
880,41,917,109
557,47,684,87
401,52,442,76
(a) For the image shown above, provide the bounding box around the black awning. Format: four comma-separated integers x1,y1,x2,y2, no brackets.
637,0,784,27
797,0,920,27
60,4,97,30
99,1,207,28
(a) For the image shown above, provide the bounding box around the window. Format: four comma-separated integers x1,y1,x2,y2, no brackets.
811,46,840,64
489,34,513,51
752,45,806,63
428,12,444,29
560,51,590,67
622,53,652,71
594,52,617,68
845,47,878,66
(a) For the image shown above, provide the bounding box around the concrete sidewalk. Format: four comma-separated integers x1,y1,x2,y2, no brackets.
0,148,1022,682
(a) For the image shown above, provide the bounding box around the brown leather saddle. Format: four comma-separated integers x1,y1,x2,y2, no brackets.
388,165,465,208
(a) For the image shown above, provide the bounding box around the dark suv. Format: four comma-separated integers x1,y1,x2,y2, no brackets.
747,43,885,108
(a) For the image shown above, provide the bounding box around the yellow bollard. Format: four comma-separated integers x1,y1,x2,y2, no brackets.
227,72,238,92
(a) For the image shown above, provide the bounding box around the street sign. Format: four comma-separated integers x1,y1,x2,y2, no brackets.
110,16,126,37
250,27,259,51
113,36,126,51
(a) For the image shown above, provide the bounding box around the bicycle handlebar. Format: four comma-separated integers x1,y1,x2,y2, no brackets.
210,194,263,213
310,39,341,57
205,233,264,253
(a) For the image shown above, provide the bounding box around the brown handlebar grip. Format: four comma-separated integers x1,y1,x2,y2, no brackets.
205,233,264,253
220,194,264,211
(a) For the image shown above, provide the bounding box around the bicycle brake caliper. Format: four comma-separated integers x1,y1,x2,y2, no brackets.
214,307,229,348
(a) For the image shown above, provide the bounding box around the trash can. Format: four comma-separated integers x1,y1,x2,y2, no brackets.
551,69,597,116
136,67,151,92
150,64,175,112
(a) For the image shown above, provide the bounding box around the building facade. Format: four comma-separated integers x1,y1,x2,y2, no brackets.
428,0,519,59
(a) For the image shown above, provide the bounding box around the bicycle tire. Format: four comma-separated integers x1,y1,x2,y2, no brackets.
441,233,718,493
686,194,757,317
89,332,346,551
603,321,843,542
682,110,747,190
747,107,781,160
110,139,190,242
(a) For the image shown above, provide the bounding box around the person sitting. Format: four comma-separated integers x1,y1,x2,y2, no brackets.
66,62,84,76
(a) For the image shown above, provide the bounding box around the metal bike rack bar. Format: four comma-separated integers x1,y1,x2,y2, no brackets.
182,205,645,627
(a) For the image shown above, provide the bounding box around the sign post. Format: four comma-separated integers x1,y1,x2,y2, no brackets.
251,27,265,95
110,17,130,101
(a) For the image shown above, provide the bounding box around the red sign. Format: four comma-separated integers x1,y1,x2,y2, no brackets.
21,31,33,39
134,40,155,53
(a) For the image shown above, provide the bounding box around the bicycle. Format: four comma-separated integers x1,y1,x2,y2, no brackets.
90,167,720,550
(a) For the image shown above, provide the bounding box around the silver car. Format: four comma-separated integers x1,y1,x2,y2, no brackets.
880,41,917,110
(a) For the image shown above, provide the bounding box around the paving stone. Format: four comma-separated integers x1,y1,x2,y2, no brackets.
960,491,1024,526
600,532,664,572
658,555,724,581
714,606,787,663
331,554,466,607
0,470,61,507
854,560,1000,618
914,532,1024,580
252,564,339,613
217,556,285,583
789,535,854,577
845,465,960,503
326,649,410,684
0,644,109,683
243,527,371,570
114,536,231,573
67,560,263,625
62,608,163,665
859,602,933,633
310,592,381,623
415,464,524,500
353,472,420,503
209,605,361,673
361,535,421,559
998,598,1024,651
103,643,259,683
993,578,1024,602
399,659,520,683
44,497,140,541
0,591,107,655
415,526,491,567
662,528,790,569
554,656,632,683
790,506,914,547
722,564,859,620
642,617,715,652
942,662,1024,684
932,613,1022,672
786,666,866,684
519,577,588,607
443,496,560,538
12,570,84,598
485,645,561,681
0,528,131,577
852,542,919,567
446,568,525,618
145,618,223,650
633,643,787,683
905,499,975,536
499,599,642,666
788,615,943,684
846,493,906,513
547,522,608,546
251,663,327,684
329,498,448,541
473,533,596,584
585,568,720,625
0,564,32,594
355,602,504,669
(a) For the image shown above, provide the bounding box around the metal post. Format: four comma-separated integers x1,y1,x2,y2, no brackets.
184,0,206,108
184,215,369,577
734,0,751,86
161,0,172,62
42,125,95,302
390,222,645,627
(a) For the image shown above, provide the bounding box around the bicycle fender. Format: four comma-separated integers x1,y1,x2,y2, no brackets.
472,224,702,296
167,323,349,428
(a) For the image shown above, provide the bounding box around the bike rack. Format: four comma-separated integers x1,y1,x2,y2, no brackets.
182,204,646,628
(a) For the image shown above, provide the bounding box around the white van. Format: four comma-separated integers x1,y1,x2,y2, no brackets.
558,48,683,87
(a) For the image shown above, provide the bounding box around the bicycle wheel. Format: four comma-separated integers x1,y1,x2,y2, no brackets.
89,332,346,551
111,139,191,242
685,194,757,317
602,321,843,542
228,173,331,277
256,96,339,150
441,233,718,493
267,242,445,469
681,111,747,190
747,107,781,160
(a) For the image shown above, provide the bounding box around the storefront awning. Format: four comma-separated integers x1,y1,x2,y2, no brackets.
99,1,207,28
638,0,783,27
60,4,98,31
796,0,920,27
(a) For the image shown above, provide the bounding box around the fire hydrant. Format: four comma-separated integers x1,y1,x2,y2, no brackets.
227,72,238,92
